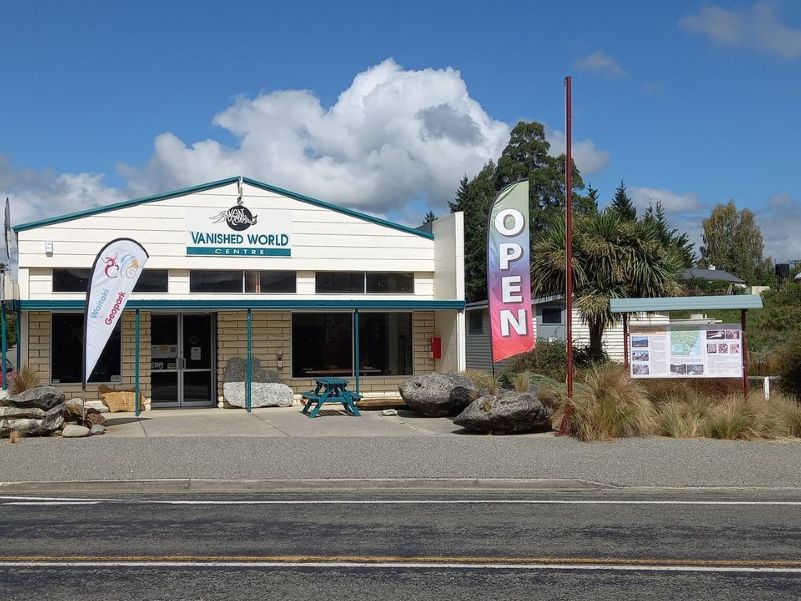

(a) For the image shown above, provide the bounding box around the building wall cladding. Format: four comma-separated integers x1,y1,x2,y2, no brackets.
215,310,435,400
26,310,152,402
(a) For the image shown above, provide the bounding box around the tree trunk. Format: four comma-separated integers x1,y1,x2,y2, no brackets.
588,319,605,361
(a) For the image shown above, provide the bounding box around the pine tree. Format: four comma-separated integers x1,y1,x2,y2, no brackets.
610,180,636,221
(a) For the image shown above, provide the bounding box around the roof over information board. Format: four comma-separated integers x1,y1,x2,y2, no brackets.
610,295,763,313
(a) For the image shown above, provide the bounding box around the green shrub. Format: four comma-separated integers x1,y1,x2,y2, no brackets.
503,341,607,383
553,364,657,441
776,334,801,399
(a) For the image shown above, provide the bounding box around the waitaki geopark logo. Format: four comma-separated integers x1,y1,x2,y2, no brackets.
211,198,258,231
102,253,140,279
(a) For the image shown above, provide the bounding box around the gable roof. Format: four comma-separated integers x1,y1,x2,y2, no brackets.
12,175,435,240
681,267,744,284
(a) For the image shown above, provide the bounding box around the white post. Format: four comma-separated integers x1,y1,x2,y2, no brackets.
764,376,770,400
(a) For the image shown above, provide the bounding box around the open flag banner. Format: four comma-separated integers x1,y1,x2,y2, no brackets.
83,238,149,386
487,181,535,363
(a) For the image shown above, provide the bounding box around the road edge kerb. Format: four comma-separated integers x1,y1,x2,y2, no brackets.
0,478,615,493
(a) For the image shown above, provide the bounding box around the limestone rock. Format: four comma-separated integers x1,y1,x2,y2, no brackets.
454,390,553,434
100,391,137,412
5,386,65,411
90,424,106,435
62,424,90,438
399,373,478,417
224,357,281,385
223,382,293,408
85,400,109,413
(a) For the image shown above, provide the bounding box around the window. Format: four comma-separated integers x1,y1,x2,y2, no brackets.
358,313,412,376
53,268,168,293
366,272,414,293
133,270,168,292
316,272,365,294
245,271,296,293
292,313,353,378
190,270,297,293
315,272,415,294
468,310,484,334
541,305,563,324
52,269,90,292
51,314,121,383
190,270,243,293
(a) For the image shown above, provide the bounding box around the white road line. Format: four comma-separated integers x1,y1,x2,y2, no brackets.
3,502,101,506
147,499,801,506
0,561,799,573
0,496,110,501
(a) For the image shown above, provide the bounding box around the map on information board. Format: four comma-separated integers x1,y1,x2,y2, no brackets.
629,324,742,379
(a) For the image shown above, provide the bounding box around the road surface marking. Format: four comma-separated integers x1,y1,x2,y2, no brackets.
0,555,800,573
3,501,101,506
145,499,801,506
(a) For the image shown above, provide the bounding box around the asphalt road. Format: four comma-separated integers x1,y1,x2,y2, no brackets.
2,488,800,600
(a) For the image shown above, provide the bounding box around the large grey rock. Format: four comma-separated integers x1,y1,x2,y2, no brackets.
223,382,294,408
224,357,281,385
399,373,478,417
0,406,46,420
62,424,90,438
454,390,553,434
90,424,106,435
5,386,65,411
0,418,50,437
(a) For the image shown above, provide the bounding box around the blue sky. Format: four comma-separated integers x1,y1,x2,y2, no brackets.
2,1,800,259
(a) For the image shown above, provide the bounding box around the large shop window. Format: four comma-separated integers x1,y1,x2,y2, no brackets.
315,272,414,294
52,269,168,293
190,270,297,293
51,314,121,384
291,312,413,378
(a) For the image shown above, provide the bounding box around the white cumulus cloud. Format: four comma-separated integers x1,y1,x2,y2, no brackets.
680,2,801,59
756,193,801,261
545,128,611,176
574,51,627,77
629,186,703,213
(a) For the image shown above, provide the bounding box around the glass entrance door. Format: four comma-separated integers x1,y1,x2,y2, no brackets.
151,314,214,407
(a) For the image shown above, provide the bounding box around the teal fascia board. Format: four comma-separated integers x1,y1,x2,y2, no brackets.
610,295,763,314
13,175,435,240
20,299,465,311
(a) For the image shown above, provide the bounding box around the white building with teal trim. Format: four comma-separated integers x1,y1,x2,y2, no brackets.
12,176,465,408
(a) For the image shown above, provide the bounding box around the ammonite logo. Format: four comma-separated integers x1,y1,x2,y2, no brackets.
210,198,258,231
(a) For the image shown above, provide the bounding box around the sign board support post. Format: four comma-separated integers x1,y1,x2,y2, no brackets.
134,309,141,417
354,309,360,396
246,308,252,413
622,313,629,371
16,309,21,377
1,302,6,391
741,309,749,398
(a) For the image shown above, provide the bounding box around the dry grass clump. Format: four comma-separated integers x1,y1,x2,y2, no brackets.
553,364,657,441
513,372,531,393
463,370,495,392
658,401,705,438
10,365,40,395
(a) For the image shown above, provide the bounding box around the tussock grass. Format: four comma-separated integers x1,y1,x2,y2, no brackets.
10,365,41,395
553,364,657,441
463,370,495,392
513,372,531,393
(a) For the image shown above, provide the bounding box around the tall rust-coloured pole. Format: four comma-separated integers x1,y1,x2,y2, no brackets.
741,309,749,398
565,76,574,399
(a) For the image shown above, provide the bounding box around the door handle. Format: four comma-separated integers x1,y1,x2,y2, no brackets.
178,357,186,370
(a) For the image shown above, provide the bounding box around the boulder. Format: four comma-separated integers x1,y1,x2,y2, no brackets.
101,391,137,412
85,400,109,413
62,424,90,438
90,424,106,435
399,373,478,417
223,382,293,408
83,410,106,427
0,406,46,420
224,357,281,385
454,390,553,434
0,418,50,437
5,386,65,411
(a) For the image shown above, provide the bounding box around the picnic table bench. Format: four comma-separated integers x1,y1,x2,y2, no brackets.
302,377,362,418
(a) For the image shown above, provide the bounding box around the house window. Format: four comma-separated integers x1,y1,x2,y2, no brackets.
244,271,297,293
358,313,412,376
292,313,353,378
189,270,243,293
53,268,168,293
51,313,121,383
468,310,484,334
315,272,365,293
315,272,415,294
191,270,297,293
541,306,563,324
366,273,414,293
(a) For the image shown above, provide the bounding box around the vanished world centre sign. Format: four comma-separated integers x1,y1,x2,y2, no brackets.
185,199,292,257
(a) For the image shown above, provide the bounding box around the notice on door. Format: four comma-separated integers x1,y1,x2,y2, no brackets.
629,324,742,378
191,346,201,361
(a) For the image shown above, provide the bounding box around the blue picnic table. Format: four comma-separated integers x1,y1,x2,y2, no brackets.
302,377,362,418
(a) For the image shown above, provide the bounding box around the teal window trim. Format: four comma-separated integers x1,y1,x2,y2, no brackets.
20,299,465,311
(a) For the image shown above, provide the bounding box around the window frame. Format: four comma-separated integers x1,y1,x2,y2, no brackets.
315,272,415,295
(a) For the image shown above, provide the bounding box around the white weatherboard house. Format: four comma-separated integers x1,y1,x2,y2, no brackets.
13,177,466,407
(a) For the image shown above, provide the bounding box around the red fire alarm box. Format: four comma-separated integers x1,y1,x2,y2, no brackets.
429,337,442,359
